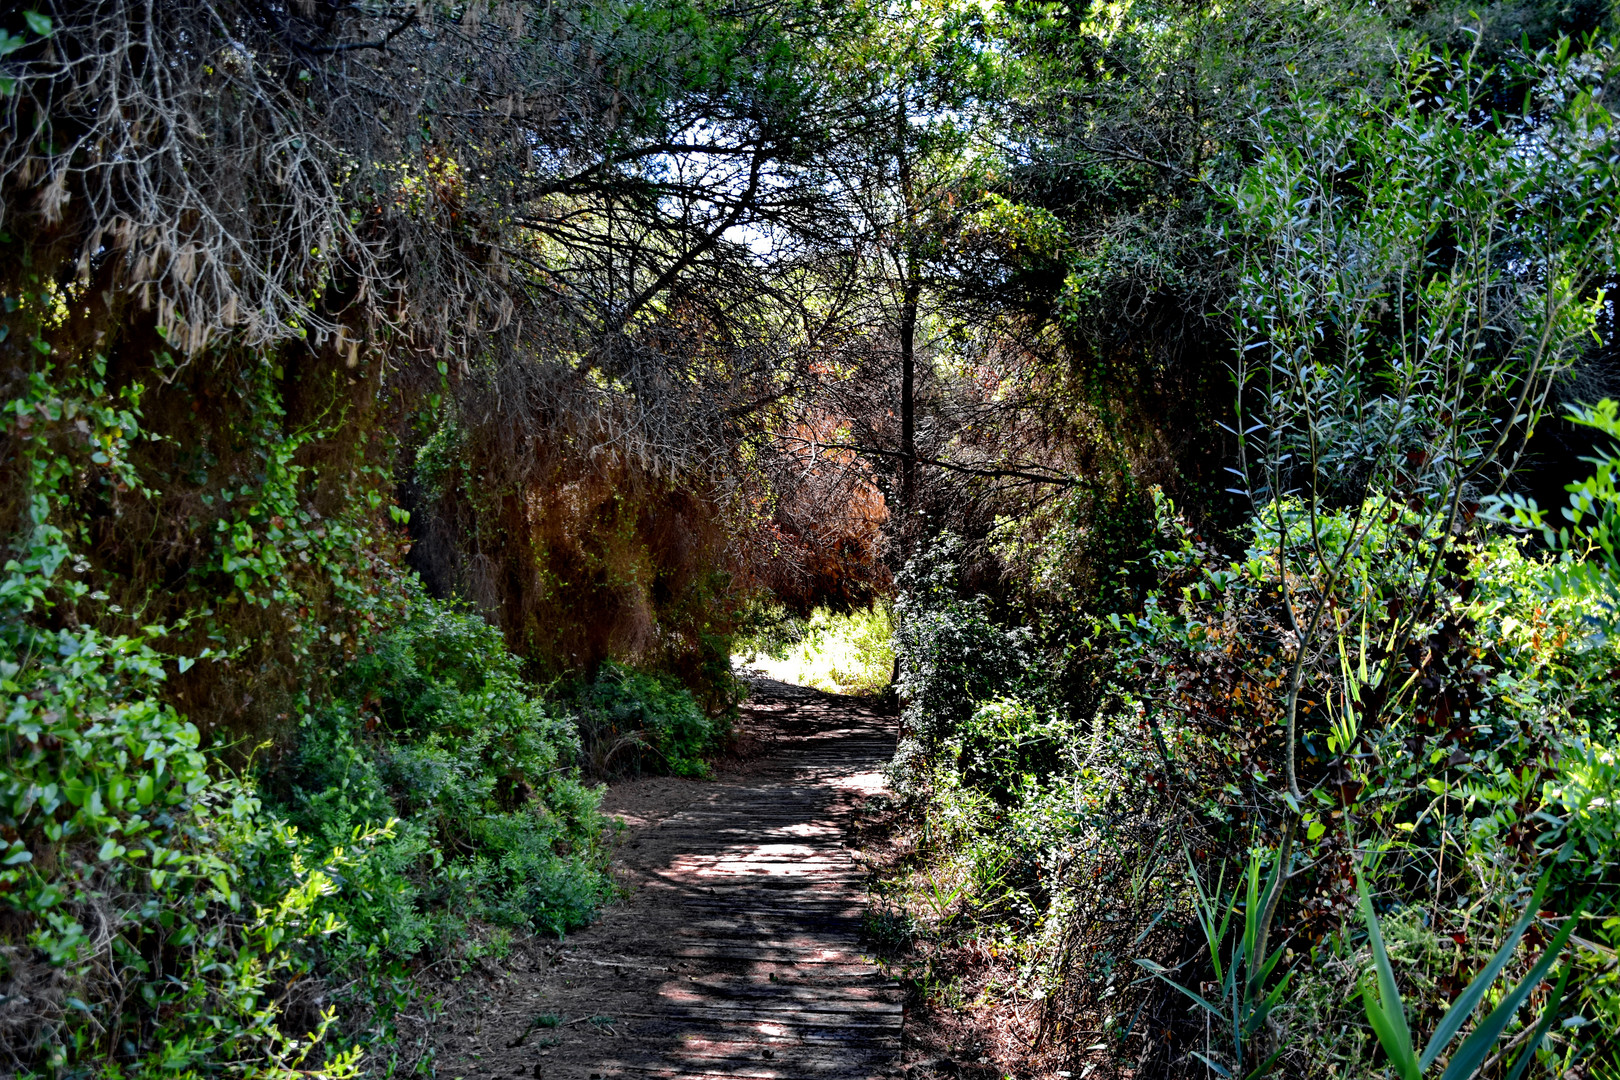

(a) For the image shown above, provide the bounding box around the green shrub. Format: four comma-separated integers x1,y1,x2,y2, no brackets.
271,586,612,1062
883,486,1620,1077
572,662,727,778
731,601,807,662
890,534,1034,792
952,696,1082,805
0,355,365,1077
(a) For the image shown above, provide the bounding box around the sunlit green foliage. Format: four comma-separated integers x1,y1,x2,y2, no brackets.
735,604,896,696
273,587,610,1047
0,313,372,1075
0,297,611,1075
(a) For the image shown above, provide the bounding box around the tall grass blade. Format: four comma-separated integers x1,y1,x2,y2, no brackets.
1186,846,1228,984
1356,867,1419,1080
1246,971,1291,1035
1245,841,1288,1003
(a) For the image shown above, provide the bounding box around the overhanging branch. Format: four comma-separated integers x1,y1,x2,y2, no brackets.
769,431,1075,487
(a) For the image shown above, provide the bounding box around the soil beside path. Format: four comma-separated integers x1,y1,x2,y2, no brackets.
433,679,902,1080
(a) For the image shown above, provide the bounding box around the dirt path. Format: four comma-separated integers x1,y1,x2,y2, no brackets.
434,680,902,1080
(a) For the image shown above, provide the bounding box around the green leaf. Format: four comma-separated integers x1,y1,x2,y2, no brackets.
1419,874,1550,1071
23,11,51,36
1306,819,1326,841
1364,990,1418,1080
1357,868,1418,1080
1183,847,1228,984
1245,970,1291,1036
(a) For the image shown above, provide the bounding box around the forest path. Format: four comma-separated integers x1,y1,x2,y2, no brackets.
434,679,902,1080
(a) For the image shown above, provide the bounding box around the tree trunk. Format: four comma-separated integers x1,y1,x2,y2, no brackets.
896,96,919,523
899,274,918,516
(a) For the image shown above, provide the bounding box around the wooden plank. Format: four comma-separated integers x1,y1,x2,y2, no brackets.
655,987,901,1009
577,1013,902,1035
666,986,899,1006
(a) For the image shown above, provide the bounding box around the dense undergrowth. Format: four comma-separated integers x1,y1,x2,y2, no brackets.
0,277,729,1076
867,23,1620,1080
571,661,735,778
880,497,1620,1077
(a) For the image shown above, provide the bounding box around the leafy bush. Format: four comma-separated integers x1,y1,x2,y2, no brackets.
953,696,1080,806
0,346,367,1076
0,614,363,1078
884,485,1620,1077
890,534,1034,791
0,350,609,1073
1094,495,1618,1074
572,662,728,778
731,600,809,661
267,585,611,1064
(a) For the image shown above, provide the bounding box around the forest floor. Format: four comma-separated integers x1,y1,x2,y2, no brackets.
430,677,916,1080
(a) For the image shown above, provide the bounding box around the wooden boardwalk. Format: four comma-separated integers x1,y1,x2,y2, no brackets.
436,684,901,1080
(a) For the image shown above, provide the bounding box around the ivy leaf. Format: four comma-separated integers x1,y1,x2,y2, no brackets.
23,11,52,36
